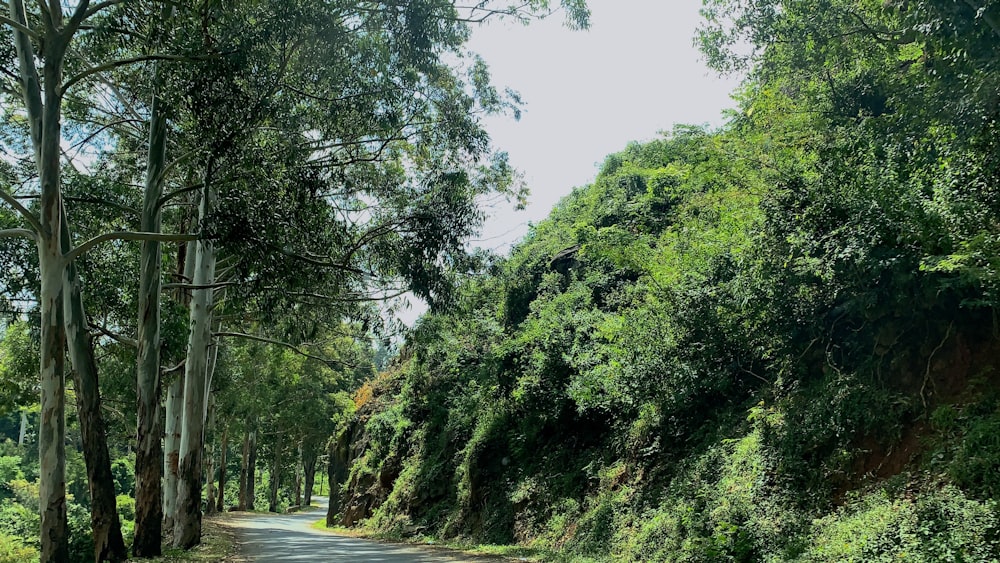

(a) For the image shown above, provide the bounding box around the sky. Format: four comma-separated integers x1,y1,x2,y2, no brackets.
393,1,741,325
466,0,741,253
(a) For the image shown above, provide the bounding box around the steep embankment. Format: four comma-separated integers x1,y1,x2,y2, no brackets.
326,124,1000,561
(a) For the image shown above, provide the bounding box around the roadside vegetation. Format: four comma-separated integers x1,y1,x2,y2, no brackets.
0,0,584,561
3,1,1000,562
326,2,1000,561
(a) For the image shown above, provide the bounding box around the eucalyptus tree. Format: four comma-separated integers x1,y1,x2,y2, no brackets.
133,5,176,551
209,327,364,512
1,0,587,555
0,1,203,559
136,0,590,549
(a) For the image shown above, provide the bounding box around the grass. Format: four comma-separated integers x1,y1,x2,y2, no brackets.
128,515,242,562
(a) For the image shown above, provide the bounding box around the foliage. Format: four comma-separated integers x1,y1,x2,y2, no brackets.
0,0,593,556
0,322,37,416
2,0,1000,559
0,532,36,563
331,1,1000,556
798,485,1000,563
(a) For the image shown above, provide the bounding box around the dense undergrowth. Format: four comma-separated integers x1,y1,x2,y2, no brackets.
330,2,1000,560
0,428,293,563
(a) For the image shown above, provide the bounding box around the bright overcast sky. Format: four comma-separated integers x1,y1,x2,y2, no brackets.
394,1,740,325
466,0,740,252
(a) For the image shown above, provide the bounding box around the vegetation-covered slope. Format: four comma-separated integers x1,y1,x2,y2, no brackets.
330,2,1000,559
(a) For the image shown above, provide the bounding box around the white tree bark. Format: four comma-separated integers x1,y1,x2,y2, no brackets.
204,397,216,515
295,443,304,507
162,373,183,533
133,56,170,555
173,176,216,549
204,336,219,422
11,0,72,556
164,236,196,532
17,410,27,446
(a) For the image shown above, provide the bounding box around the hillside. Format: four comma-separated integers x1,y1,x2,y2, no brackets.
327,3,1000,554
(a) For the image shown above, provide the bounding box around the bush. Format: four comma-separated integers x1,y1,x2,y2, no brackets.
116,493,135,522
798,485,1000,562
111,456,135,497
0,460,21,504
0,532,37,563
0,499,37,545
67,501,94,563
946,403,1000,500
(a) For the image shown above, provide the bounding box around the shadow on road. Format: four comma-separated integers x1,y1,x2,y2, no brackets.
223,498,484,562
233,525,466,562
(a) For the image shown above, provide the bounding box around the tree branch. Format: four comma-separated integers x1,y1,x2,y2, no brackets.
90,322,137,348
0,228,35,240
65,231,199,262
161,359,185,375
0,13,37,37
66,0,90,34
81,0,184,21
81,0,125,19
157,183,203,209
270,244,365,275
285,289,409,303
10,0,43,150
0,190,42,233
68,118,143,154
66,196,140,217
214,331,347,369
62,54,211,93
162,281,238,291
35,0,51,29
14,194,140,217
157,148,200,187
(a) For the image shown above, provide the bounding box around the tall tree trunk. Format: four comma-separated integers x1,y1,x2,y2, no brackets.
303,450,317,507
174,174,217,549
37,252,67,562
37,234,66,563
268,446,280,513
204,449,216,515
216,425,228,513
62,217,127,563
202,340,220,515
12,0,72,555
162,373,183,533
17,411,27,446
133,48,171,558
295,443,303,507
246,429,257,511
164,239,195,532
204,398,216,516
238,427,250,511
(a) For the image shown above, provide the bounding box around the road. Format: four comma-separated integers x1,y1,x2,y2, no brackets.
223,497,489,562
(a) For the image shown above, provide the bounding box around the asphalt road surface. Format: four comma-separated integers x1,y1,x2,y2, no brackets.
225,497,488,562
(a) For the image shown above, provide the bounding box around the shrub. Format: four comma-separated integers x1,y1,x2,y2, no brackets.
0,532,37,563
67,501,94,562
0,499,37,545
798,485,1000,562
111,456,135,497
